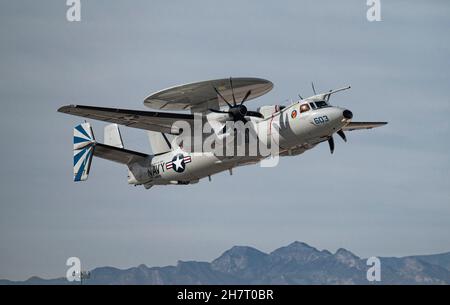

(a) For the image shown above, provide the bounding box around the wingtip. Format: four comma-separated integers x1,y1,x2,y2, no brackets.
57,104,76,113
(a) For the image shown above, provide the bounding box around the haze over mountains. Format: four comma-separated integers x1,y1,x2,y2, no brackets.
2,241,450,285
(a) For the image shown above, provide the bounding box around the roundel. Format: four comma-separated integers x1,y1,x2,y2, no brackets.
165,153,192,173
291,110,298,119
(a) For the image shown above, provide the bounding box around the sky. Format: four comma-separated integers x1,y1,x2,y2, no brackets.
0,0,449,280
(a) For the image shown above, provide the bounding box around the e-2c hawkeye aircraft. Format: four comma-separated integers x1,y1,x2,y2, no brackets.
58,77,387,189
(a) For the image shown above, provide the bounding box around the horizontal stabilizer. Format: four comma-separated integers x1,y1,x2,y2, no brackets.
93,143,149,164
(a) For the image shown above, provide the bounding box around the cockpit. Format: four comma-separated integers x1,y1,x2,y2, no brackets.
299,100,330,113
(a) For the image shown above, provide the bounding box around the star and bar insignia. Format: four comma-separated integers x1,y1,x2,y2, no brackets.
166,154,192,173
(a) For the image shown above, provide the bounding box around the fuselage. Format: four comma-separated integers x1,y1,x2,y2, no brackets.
128,99,352,188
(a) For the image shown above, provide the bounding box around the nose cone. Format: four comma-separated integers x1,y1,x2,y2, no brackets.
343,109,353,119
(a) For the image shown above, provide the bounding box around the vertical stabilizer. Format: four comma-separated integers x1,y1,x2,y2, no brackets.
147,131,173,155
73,123,95,182
104,124,124,148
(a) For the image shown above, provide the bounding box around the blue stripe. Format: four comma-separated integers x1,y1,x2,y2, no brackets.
75,125,91,139
74,147,87,166
74,160,84,181
73,145,92,166
84,148,93,175
74,147,92,181
74,136,89,144
74,156,85,181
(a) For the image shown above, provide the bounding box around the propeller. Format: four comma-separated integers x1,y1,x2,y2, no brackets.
327,130,348,154
209,77,263,121
328,136,335,154
337,129,347,142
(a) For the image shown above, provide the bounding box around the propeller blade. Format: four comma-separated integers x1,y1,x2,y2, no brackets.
240,90,252,106
328,136,335,154
311,82,317,95
246,111,264,119
208,108,229,114
337,129,347,142
229,77,237,106
213,86,233,108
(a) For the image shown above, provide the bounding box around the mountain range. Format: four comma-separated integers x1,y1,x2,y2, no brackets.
2,241,450,284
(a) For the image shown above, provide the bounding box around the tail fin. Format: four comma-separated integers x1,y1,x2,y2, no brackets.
104,124,124,148
104,123,132,180
147,131,173,155
73,122,95,182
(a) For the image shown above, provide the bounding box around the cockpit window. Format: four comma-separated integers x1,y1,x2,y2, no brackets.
300,103,310,113
309,102,317,110
314,101,329,108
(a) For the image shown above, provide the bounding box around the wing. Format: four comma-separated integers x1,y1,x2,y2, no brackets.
58,105,194,135
94,143,149,164
342,122,388,131
144,77,273,112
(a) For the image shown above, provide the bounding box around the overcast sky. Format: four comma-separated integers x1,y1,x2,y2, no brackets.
0,0,449,280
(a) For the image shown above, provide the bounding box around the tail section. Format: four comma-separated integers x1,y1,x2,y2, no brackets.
147,131,173,155
104,124,133,182
104,124,124,148
71,122,150,183
73,122,95,182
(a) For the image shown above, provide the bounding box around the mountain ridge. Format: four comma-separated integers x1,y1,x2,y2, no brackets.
2,241,450,285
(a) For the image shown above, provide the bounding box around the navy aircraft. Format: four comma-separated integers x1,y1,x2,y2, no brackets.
58,77,387,189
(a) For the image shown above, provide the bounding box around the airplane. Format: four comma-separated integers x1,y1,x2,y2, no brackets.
58,77,387,189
